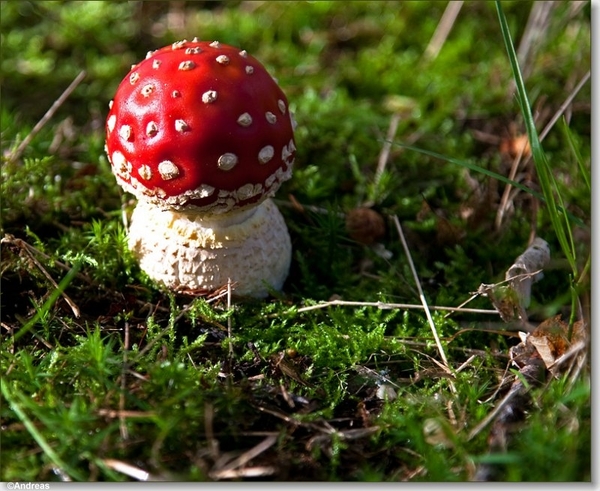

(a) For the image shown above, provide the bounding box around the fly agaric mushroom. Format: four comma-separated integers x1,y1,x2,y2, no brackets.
105,39,296,297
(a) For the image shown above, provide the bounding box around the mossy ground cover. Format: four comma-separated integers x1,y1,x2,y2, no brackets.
1,1,591,482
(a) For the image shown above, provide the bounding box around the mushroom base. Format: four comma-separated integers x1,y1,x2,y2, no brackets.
127,198,292,298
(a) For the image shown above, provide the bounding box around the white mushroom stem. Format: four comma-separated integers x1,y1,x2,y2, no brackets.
127,198,292,298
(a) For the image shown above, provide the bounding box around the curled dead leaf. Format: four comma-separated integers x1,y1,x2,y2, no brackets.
527,315,587,377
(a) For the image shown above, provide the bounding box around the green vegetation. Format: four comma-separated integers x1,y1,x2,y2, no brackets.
1,1,591,482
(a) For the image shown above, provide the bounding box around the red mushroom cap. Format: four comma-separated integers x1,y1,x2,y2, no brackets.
105,39,296,213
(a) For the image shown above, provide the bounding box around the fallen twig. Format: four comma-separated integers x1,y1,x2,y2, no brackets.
205,402,220,462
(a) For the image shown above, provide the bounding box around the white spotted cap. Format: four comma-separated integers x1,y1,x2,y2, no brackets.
105,39,296,215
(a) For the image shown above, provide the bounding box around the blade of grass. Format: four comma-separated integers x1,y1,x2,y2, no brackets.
392,143,544,199
559,116,590,192
390,142,584,229
495,0,578,277
1,379,87,481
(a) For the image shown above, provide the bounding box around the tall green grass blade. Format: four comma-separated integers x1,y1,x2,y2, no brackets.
393,143,543,198
1,379,87,481
559,117,591,193
391,142,584,228
495,1,578,277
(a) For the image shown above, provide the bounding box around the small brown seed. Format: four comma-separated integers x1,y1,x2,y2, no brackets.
345,208,386,245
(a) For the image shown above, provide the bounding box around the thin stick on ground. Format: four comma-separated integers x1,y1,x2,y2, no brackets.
7,70,87,164
275,198,346,218
391,215,455,392
294,299,498,316
209,466,277,480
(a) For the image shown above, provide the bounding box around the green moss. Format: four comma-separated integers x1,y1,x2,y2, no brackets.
1,0,590,482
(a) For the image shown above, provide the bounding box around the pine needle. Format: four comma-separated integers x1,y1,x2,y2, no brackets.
391,215,454,392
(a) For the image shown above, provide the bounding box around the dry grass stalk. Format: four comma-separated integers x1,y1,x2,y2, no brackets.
1,235,80,318
515,1,555,83
210,434,278,476
423,1,464,61
7,70,86,164
496,70,590,229
495,134,530,230
391,215,455,392
295,297,499,316
373,113,401,193
538,69,590,142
